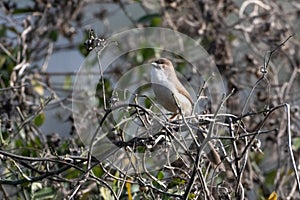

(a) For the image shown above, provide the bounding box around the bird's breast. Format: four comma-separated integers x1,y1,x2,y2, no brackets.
151,68,192,115
151,68,175,91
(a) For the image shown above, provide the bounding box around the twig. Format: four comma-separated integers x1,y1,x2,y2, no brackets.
0,83,28,92
10,94,55,141
183,89,234,199
285,104,300,193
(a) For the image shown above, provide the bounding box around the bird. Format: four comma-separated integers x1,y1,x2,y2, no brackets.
151,58,193,118
150,58,225,170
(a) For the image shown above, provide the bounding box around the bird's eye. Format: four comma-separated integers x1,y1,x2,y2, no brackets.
156,59,164,65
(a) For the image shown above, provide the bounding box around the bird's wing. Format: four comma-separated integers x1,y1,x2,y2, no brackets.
176,80,193,104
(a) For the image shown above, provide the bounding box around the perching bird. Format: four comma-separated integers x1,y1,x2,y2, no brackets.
151,58,224,170
151,58,193,117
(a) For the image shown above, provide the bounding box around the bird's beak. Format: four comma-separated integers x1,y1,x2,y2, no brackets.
151,62,159,69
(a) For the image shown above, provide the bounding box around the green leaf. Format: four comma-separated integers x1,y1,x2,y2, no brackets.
31,79,44,96
32,187,56,200
227,33,236,42
138,14,161,25
63,75,72,90
95,78,112,107
65,168,82,179
200,35,214,50
0,25,6,38
156,171,164,180
134,48,156,64
15,138,23,147
12,8,34,15
265,169,276,186
92,165,105,177
78,43,89,56
144,98,152,109
293,137,300,151
136,146,146,153
0,55,7,68
34,113,46,127
167,177,186,188
49,30,59,42
188,193,196,199
150,16,162,26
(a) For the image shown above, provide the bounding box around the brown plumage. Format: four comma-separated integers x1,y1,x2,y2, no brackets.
151,58,193,116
